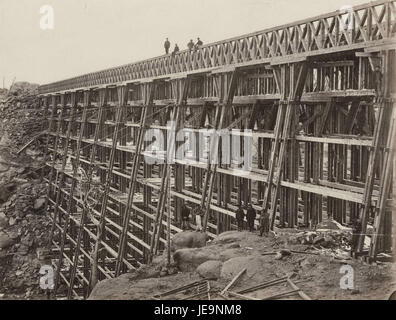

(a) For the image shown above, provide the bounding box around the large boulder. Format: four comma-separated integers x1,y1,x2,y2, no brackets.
220,256,274,281
196,260,223,280
173,248,219,272
171,231,207,252
211,231,243,245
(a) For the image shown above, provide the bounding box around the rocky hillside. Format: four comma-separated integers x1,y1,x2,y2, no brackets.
0,89,51,300
9,82,39,96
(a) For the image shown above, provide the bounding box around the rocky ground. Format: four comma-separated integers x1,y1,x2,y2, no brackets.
0,87,51,300
90,230,396,300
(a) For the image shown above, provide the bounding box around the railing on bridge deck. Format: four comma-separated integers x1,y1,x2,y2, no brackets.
39,0,395,94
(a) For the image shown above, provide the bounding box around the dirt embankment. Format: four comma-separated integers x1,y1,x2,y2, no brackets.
90,230,396,300
0,89,51,300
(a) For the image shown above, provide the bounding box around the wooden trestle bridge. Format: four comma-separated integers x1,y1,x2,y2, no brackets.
38,0,396,299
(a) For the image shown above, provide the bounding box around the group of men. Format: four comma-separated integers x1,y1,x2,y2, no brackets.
181,199,366,258
164,37,204,55
179,202,270,236
181,203,203,232
236,204,270,236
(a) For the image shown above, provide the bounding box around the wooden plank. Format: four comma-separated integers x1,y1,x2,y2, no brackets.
281,181,364,203
287,278,312,300
17,130,47,155
369,99,396,259
220,268,247,295
237,277,288,294
357,51,390,253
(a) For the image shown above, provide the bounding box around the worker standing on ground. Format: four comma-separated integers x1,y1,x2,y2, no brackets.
181,204,190,231
259,210,270,236
351,219,362,258
194,205,204,232
246,204,256,232
164,38,171,54
235,205,245,231
187,39,195,51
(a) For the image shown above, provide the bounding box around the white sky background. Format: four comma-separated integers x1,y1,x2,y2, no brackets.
0,0,369,88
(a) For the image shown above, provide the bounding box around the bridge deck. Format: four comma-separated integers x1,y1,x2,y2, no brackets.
39,0,396,94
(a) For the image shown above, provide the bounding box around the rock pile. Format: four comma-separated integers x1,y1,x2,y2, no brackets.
283,221,352,251
9,82,39,96
0,89,51,299
0,93,44,153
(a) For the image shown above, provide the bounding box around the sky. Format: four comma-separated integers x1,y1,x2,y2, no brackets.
0,0,369,88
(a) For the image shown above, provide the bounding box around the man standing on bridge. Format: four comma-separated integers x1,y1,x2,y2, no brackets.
172,44,180,56
164,38,171,54
187,39,195,51
196,37,203,47
194,37,203,51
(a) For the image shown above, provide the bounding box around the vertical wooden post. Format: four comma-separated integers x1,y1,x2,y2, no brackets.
52,91,80,294
357,51,390,253
202,70,238,232
265,62,308,229
369,49,395,259
115,82,154,276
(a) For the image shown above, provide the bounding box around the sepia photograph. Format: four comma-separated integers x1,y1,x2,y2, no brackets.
0,0,395,308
